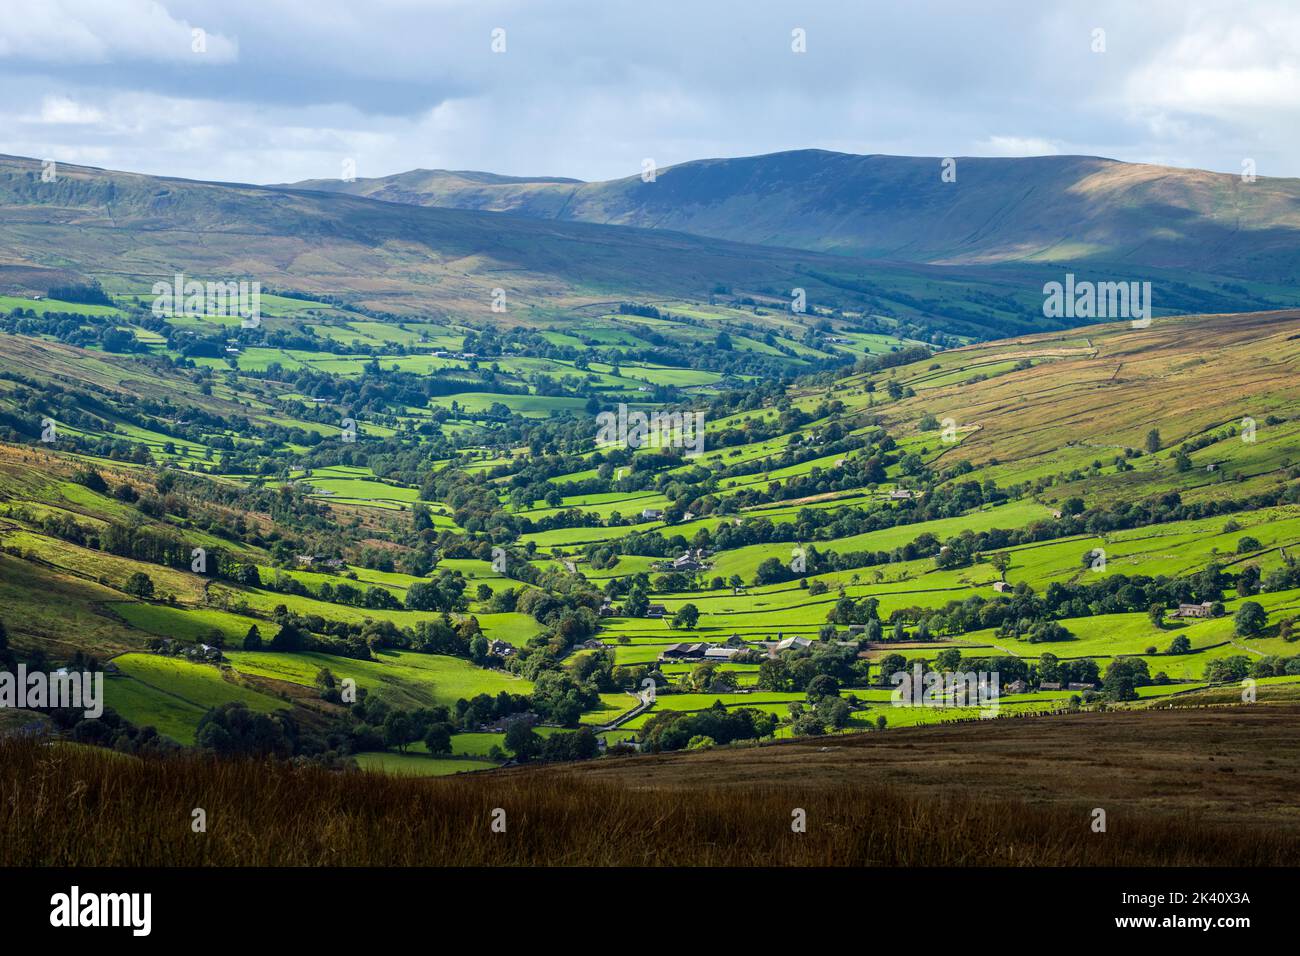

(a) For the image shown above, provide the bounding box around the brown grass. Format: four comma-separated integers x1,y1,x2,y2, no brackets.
5,705,1300,866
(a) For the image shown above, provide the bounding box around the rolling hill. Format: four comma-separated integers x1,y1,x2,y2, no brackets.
0,153,1295,347
290,150,1300,282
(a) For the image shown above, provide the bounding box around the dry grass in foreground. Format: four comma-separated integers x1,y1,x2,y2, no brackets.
4,705,1300,866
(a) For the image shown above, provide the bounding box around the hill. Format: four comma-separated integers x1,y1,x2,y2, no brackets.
0,152,1070,342
288,149,1300,283
2,153,1295,352
5,704,1298,865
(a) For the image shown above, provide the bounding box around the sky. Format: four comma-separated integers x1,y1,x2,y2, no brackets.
0,0,1296,185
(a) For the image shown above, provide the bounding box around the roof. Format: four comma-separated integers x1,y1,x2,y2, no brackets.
775,636,814,651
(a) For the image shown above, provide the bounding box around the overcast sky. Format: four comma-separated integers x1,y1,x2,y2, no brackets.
1,0,1295,185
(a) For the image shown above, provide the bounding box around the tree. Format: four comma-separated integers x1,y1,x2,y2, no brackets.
383,711,414,753
423,724,453,755
1237,564,1261,597
269,620,304,651
124,571,155,599
624,587,649,618
672,603,700,630
935,648,962,672
877,653,907,686
1234,601,1268,637
1102,657,1149,701
1148,603,1165,628
805,674,840,702
74,468,108,493
1167,635,1191,654
1145,428,1162,454
195,702,293,758
504,719,542,761
989,552,1012,581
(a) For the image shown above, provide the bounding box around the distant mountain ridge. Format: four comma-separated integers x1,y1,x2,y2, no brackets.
287,149,1300,282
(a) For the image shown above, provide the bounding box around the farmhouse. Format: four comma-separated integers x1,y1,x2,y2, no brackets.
1006,679,1028,694
599,601,618,617
486,639,517,658
641,508,664,520
889,489,915,500
1175,601,1216,619
295,554,344,570
1039,681,1062,691
671,548,711,571
576,639,607,650
646,604,668,618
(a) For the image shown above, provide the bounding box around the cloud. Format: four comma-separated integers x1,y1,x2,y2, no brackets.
1125,22,1300,119
0,0,237,64
979,136,1062,157
38,95,104,125
0,0,1292,183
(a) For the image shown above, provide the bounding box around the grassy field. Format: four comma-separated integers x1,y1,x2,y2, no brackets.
5,705,1299,865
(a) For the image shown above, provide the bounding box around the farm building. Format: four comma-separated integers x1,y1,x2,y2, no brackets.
671,548,711,571
703,646,742,661
1067,682,1097,691
641,508,664,520
1039,681,1062,691
659,642,709,661
1006,679,1028,694
992,580,1011,592
182,643,223,663
774,636,814,653
1175,601,1216,618
486,639,517,658
646,604,668,618
889,489,916,500
295,554,344,570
